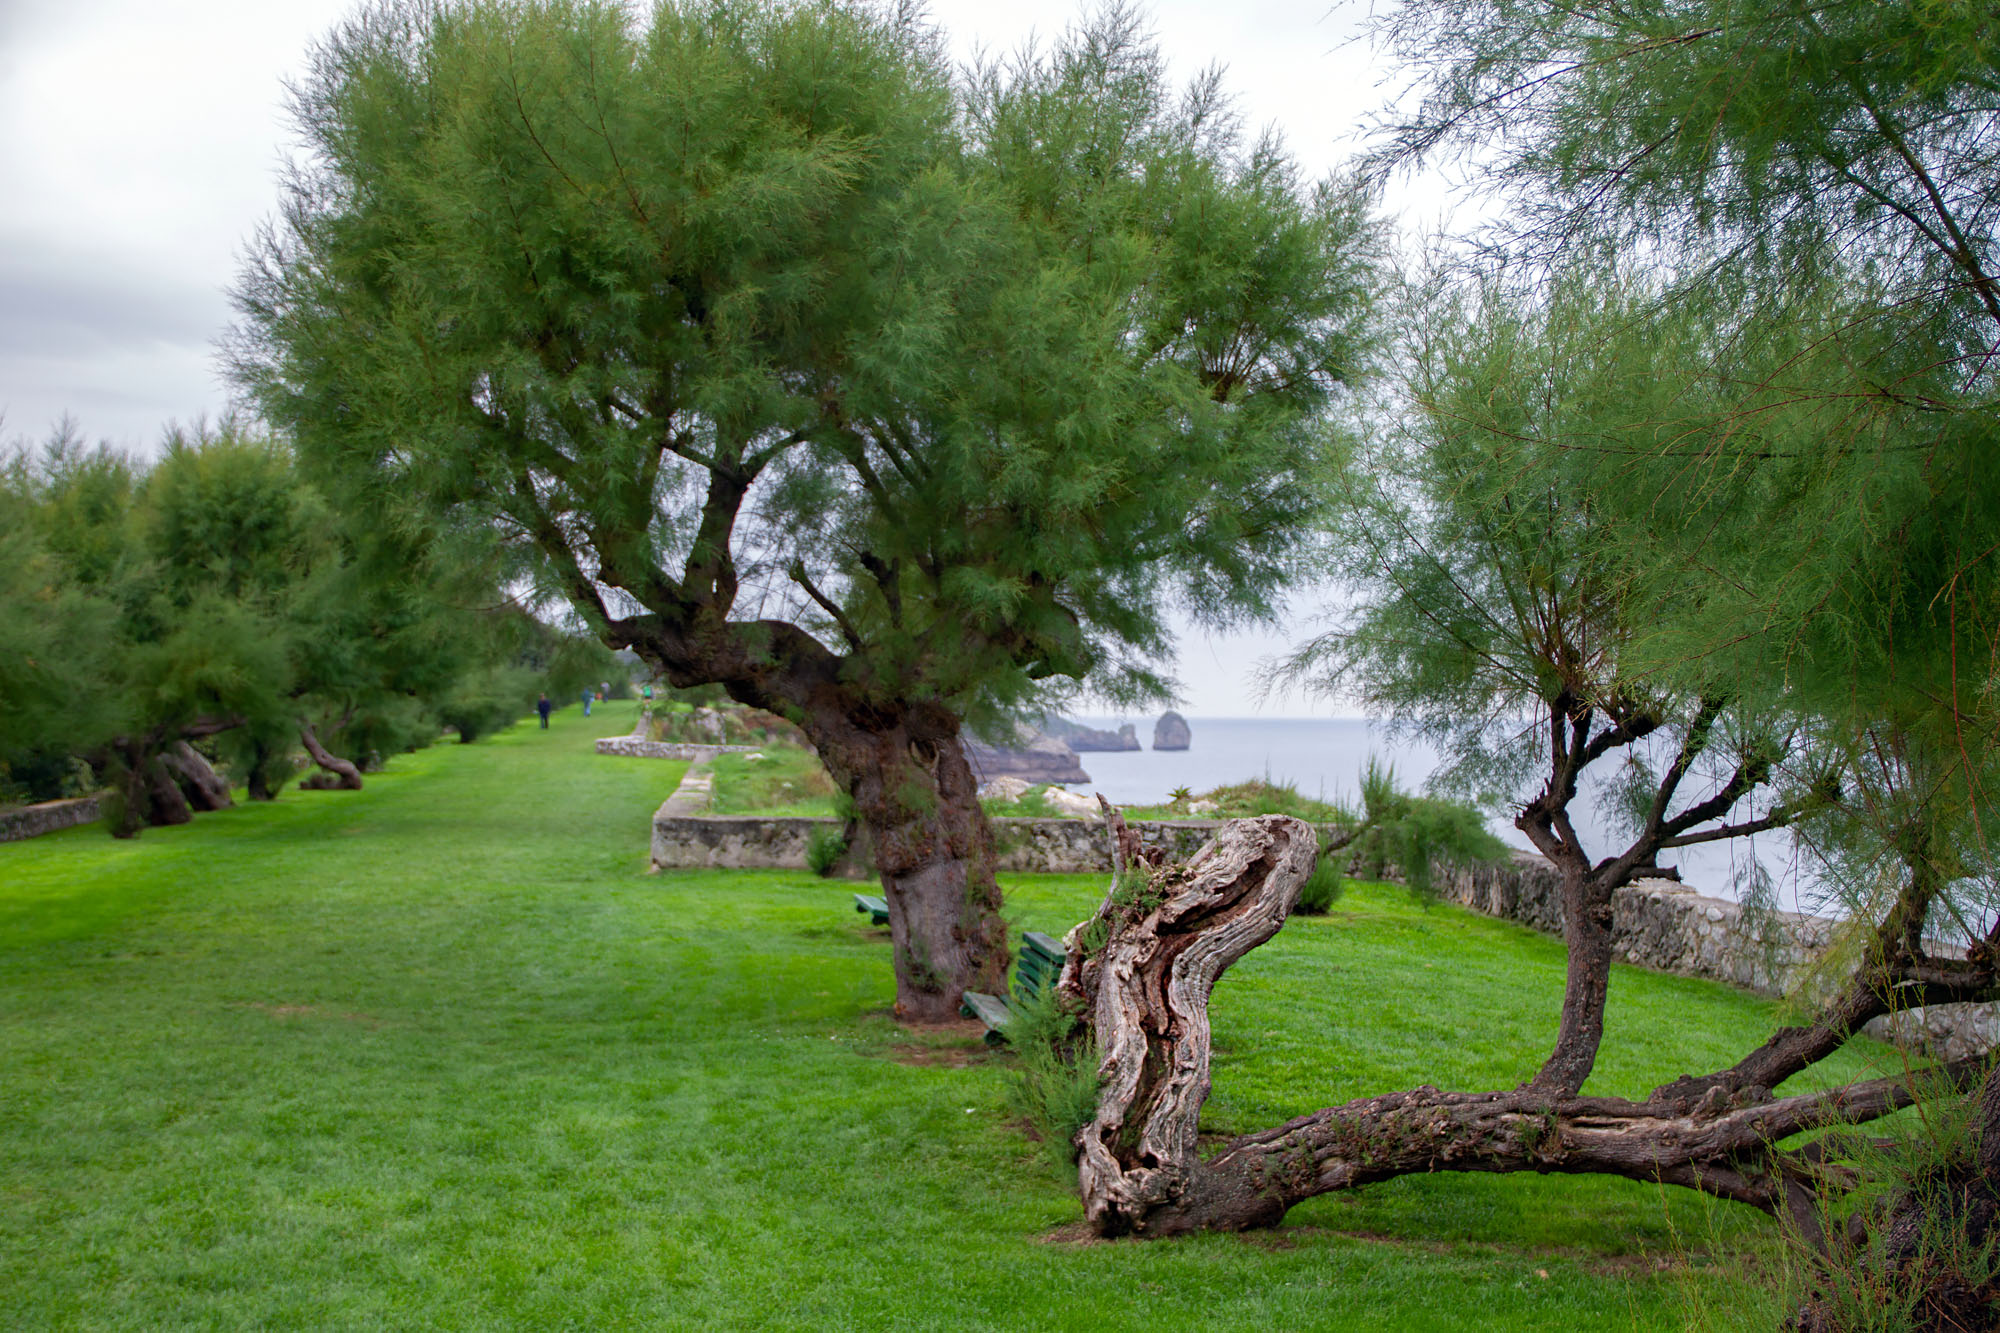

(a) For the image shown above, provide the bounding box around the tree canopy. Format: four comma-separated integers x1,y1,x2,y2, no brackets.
0,420,588,830
1131,0,2000,1303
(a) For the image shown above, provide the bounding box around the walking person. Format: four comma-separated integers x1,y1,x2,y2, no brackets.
536,693,553,729
581,688,592,717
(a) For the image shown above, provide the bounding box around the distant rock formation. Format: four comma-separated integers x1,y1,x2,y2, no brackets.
1153,711,1191,751
1042,716,1142,752
976,776,1033,803
964,729,1091,785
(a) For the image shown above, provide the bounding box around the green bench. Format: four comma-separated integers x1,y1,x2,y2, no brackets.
960,930,1068,1046
852,893,890,927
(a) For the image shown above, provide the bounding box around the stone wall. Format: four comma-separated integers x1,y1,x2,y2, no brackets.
594,724,756,762
0,794,103,842
1435,850,1995,1061
649,808,1341,875
651,814,837,870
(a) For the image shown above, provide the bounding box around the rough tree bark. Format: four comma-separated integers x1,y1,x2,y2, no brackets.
1064,814,1319,1233
161,741,234,812
103,716,245,836
140,753,193,829
792,701,1008,1023
615,610,1012,1024
298,719,364,791
1062,704,1998,1242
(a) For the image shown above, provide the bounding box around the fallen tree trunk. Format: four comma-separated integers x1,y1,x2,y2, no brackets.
1065,812,1993,1242
141,752,193,828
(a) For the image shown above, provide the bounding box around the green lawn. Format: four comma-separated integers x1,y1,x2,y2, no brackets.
0,705,1876,1329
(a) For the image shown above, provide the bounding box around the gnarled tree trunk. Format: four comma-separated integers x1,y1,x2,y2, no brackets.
807,702,1008,1023
1064,814,1318,1234
162,741,234,812
298,719,364,790
1066,802,1997,1242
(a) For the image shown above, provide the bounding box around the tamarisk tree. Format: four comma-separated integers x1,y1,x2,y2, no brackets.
1364,0,2000,1309
1,421,545,832
1050,279,1997,1244
234,1,1378,1019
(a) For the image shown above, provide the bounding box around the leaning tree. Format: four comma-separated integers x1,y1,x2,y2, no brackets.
1046,276,1999,1247
1361,0,2000,1310
233,0,1380,1019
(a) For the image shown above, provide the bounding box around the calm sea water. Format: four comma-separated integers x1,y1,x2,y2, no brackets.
1068,716,1810,910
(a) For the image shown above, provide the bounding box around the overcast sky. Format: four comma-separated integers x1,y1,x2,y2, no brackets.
0,0,1458,715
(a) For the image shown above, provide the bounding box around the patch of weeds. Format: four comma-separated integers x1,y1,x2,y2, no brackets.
981,785,1068,818
709,745,839,815
1774,1064,2000,1331
1005,984,1101,1170
1295,839,1345,916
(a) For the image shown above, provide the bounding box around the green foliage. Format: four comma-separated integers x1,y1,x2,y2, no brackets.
1295,846,1345,916
0,418,550,822
434,664,539,745
804,827,849,878
1123,777,1345,824
1003,982,1100,1169
236,0,1381,751
707,746,839,817
1775,1066,2000,1329
1347,760,1508,904
512,619,624,703
978,784,1070,819
1371,0,2000,915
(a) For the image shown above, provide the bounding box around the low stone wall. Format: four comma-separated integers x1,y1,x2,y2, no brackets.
653,815,837,870
0,794,104,842
1435,850,1994,1061
650,809,1341,875
595,733,757,761
988,817,1344,874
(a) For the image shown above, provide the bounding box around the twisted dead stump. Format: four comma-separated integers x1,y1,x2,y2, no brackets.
1062,814,1318,1234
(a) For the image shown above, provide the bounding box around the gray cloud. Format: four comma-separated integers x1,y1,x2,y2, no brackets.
0,239,225,356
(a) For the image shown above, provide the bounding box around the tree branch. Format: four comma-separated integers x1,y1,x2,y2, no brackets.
788,560,863,650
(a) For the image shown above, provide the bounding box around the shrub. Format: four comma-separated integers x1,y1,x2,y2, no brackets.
1295,845,1344,915
1005,982,1101,1168
435,665,540,744
805,827,848,877
1777,1066,2000,1330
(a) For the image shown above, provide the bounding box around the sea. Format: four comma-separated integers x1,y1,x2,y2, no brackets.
1067,716,1816,913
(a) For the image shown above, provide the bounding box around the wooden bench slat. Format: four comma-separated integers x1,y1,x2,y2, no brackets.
959,991,1014,1044
1021,930,1065,960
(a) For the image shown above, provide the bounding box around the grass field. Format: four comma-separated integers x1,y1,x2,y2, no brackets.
0,706,1889,1329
